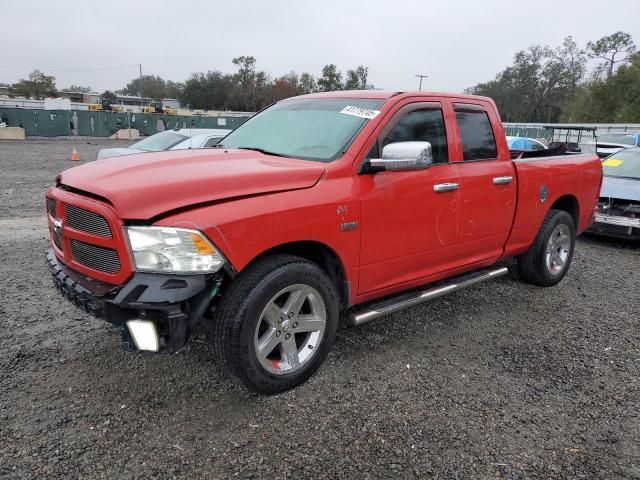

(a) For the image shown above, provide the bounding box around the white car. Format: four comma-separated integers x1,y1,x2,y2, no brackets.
585,132,640,158
97,128,232,160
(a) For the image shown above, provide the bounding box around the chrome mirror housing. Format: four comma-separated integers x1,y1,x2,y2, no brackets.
368,141,433,171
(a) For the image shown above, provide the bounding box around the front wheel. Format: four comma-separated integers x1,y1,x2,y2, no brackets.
212,255,339,394
518,209,576,287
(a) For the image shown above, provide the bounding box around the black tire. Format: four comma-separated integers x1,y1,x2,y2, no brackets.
518,209,576,287
212,254,339,394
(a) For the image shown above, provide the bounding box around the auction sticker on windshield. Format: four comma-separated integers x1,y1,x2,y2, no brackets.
340,106,381,119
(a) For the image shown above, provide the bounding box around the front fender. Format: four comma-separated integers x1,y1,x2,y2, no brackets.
153,176,360,282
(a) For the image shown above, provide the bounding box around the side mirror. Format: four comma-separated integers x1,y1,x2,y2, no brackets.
367,141,433,172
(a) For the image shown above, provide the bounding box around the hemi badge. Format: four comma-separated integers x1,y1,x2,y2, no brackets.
340,221,359,232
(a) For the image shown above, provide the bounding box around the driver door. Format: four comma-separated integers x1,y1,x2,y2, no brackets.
356,102,461,295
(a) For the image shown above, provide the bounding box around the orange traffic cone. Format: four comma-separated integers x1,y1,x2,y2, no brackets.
70,148,80,161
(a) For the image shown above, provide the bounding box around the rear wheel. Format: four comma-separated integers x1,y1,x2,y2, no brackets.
518,209,576,287
212,255,339,394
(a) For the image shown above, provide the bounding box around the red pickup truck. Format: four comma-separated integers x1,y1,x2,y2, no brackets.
46,91,602,393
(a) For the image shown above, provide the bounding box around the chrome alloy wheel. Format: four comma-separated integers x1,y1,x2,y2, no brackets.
545,224,571,275
254,284,327,375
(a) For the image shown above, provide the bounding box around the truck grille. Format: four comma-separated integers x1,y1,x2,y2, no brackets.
47,187,132,284
46,197,57,217
64,204,112,237
70,240,121,274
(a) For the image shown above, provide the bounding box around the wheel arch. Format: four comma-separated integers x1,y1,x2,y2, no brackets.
243,241,350,312
549,194,579,229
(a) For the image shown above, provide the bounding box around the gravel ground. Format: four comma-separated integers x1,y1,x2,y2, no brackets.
1,138,639,479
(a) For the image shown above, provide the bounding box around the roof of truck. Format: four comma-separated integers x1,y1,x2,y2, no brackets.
293,90,493,103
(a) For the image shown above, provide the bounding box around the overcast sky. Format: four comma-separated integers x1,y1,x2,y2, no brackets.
1,0,639,93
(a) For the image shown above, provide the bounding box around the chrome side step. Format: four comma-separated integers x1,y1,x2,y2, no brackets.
348,267,509,327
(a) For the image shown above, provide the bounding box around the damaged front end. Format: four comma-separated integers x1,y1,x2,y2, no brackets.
589,198,640,240
48,250,223,353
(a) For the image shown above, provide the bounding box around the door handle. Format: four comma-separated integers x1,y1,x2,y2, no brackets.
433,183,459,193
493,176,513,185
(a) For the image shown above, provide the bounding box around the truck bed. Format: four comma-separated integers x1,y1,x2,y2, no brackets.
502,152,602,259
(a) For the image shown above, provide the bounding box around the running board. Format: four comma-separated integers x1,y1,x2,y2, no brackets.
348,267,509,327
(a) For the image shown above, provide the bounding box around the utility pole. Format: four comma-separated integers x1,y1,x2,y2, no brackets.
139,63,143,107
415,74,428,91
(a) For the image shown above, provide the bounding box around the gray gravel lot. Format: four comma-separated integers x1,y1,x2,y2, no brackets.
1,138,639,479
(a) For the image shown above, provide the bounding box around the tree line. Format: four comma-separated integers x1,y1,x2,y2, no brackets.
173,58,372,111
466,31,638,123
3,58,372,112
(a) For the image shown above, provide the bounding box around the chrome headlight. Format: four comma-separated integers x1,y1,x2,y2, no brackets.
126,226,225,273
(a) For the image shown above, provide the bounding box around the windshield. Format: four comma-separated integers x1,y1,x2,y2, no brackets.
130,131,188,152
598,133,637,146
602,149,640,179
219,98,384,161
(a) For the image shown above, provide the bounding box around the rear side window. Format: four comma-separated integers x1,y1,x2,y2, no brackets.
597,133,637,146
382,108,449,164
529,140,545,151
454,106,497,160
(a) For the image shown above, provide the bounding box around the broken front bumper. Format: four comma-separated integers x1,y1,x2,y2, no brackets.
47,249,219,352
587,214,640,239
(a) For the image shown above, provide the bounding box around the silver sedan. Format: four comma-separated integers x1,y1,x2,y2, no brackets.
97,128,232,160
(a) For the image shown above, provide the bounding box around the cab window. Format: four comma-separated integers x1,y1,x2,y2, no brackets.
454,106,497,160
381,108,449,164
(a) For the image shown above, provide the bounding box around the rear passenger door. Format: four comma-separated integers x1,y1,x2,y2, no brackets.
452,103,517,264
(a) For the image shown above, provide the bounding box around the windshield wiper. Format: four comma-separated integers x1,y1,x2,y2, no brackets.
229,146,292,158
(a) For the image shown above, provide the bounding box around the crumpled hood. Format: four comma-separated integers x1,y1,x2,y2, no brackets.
601,176,640,202
59,148,325,219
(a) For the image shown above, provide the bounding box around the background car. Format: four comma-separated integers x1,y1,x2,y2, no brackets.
586,131,640,158
506,136,547,151
97,128,232,160
588,147,640,239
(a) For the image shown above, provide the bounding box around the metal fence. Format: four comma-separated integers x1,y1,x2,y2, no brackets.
504,122,640,144
0,107,251,137
3,110,637,143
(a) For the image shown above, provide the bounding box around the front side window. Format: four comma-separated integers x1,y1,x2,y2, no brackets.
454,106,497,160
219,98,384,162
382,108,449,164
204,137,223,147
